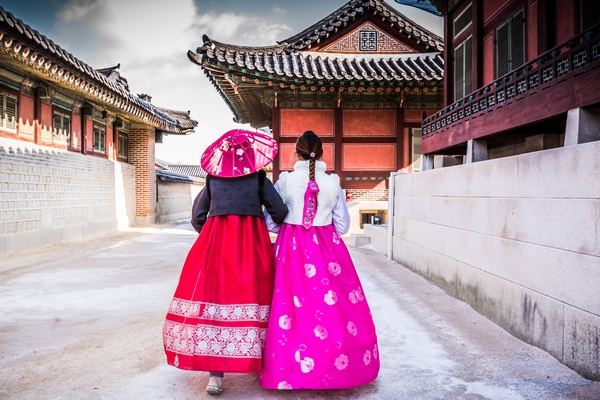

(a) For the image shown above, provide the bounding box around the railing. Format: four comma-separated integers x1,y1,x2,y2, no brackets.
422,24,600,137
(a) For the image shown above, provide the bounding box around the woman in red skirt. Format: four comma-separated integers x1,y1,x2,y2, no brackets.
163,130,287,395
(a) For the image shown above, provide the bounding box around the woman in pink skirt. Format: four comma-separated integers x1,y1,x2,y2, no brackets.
261,131,380,390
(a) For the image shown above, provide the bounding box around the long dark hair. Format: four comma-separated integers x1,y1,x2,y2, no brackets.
295,131,323,181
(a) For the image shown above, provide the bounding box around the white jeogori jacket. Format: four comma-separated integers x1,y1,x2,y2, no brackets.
265,160,350,234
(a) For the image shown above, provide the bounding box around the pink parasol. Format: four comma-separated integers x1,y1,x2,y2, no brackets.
201,129,278,178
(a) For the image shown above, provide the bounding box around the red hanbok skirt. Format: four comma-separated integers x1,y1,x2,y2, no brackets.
163,215,275,373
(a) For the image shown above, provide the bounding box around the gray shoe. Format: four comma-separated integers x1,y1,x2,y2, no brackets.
206,376,223,395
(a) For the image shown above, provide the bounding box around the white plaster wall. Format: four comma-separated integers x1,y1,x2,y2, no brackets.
389,141,600,380
156,181,203,223
0,138,136,255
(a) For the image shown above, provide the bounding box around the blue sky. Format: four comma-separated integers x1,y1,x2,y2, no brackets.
0,0,443,164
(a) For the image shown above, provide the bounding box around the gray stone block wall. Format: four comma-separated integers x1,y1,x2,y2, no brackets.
0,138,135,254
156,180,203,223
389,140,600,380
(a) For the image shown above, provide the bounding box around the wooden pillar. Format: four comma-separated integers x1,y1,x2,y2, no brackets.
396,109,405,171
334,108,343,177
443,1,453,107
272,107,281,183
473,0,483,89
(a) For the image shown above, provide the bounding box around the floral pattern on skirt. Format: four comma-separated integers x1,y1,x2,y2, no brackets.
260,223,380,389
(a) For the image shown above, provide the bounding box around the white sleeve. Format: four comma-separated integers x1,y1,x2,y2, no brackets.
332,188,350,235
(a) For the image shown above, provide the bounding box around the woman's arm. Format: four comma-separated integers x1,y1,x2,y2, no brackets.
332,188,351,235
261,176,288,225
191,186,210,233
263,181,284,233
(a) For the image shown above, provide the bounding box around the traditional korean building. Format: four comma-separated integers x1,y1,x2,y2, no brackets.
378,0,600,381
0,6,197,254
416,0,600,166
188,0,444,228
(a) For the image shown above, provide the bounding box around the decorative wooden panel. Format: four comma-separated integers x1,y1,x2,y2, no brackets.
280,109,334,137
322,22,416,54
404,110,423,122
342,144,396,171
279,143,335,170
483,0,510,23
343,110,396,136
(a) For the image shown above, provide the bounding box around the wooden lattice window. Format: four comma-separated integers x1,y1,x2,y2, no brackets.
0,91,17,131
118,133,128,159
581,0,600,31
53,110,71,144
453,4,472,38
93,126,106,153
454,36,472,100
496,9,525,78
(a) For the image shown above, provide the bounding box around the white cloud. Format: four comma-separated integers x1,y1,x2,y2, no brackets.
51,0,278,164
191,11,291,45
56,0,101,23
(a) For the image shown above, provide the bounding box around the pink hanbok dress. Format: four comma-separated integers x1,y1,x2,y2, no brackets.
260,161,379,390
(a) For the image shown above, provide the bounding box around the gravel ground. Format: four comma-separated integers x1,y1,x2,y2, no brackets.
0,220,598,399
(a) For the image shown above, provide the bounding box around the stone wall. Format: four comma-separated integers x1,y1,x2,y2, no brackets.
0,138,135,254
156,180,203,223
389,141,600,380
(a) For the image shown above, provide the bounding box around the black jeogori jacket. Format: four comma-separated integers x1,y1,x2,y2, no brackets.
191,170,288,233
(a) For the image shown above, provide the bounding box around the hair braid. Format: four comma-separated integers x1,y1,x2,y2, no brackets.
309,159,316,181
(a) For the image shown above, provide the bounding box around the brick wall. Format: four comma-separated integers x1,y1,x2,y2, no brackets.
156,180,204,223
129,124,156,225
0,138,135,254
347,189,388,201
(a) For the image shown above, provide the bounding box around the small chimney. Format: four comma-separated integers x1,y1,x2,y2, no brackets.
138,93,152,103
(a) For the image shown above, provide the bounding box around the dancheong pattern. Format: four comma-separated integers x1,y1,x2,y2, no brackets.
322,22,415,53
163,320,267,358
168,298,270,322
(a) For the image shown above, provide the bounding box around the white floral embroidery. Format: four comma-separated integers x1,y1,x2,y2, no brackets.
327,262,341,276
279,315,291,330
277,381,293,390
314,325,328,340
374,344,378,359
301,357,315,373
243,167,251,175
305,264,316,278
163,321,266,358
169,299,270,322
348,287,364,304
334,354,349,370
169,298,201,317
236,148,244,155
321,278,329,285
347,321,357,336
332,232,340,245
364,350,372,365
293,296,302,308
324,290,338,305
295,350,301,362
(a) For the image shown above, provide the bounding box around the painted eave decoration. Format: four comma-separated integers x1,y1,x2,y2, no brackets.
188,0,444,128
0,6,197,135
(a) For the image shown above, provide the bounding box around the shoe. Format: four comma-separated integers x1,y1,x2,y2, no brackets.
206,376,223,395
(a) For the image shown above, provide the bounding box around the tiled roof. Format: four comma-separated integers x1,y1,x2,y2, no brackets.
165,165,207,178
0,7,197,134
281,0,443,52
156,168,203,184
187,0,444,128
191,39,443,83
